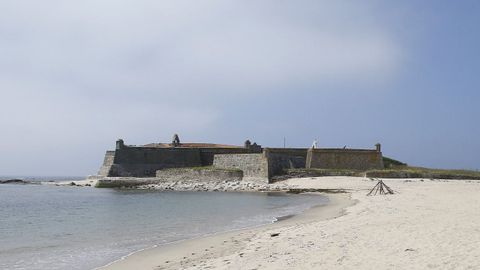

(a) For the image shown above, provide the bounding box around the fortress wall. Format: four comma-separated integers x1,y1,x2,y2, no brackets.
265,148,308,158
155,168,243,183
97,151,115,177
213,153,269,183
306,149,384,171
199,148,262,166
110,147,203,177
213,150,307,183
98,146,263,178
264,148,307,178
114,147,202,165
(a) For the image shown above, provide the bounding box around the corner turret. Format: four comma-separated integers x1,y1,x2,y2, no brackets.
116,139,125,150
172,134,181,147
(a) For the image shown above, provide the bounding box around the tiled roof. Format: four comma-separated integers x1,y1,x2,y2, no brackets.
142,143,243,148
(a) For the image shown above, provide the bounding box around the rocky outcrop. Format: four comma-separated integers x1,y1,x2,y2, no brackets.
95,176,290,191
0,179,37,184
136,180,290,192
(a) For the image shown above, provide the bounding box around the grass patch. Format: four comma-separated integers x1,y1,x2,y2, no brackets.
286,168,362,177
383,156,407,168
273,166,480,181
286,188,348,194
366,167,480,180
271,168,363,181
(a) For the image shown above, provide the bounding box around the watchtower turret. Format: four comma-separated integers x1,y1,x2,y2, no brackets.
172,134,180,147
116,139,125,150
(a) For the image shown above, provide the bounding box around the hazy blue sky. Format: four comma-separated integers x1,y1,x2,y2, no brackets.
1,1,479,176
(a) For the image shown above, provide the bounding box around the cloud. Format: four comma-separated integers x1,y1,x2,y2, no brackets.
0,1,403,175
0,0,401,98
0,77,219,144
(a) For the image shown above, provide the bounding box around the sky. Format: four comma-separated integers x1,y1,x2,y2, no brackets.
1,0,479,176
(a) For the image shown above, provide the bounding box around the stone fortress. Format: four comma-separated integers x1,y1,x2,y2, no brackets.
96,134,384,184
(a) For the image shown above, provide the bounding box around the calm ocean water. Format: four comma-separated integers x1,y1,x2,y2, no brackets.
0,180,328,270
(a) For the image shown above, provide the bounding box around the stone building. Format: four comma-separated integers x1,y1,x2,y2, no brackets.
98,138,263,178
96,135,384,183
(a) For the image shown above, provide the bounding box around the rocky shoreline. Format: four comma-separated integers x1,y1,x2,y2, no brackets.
135,180,290,192
51,177,349,193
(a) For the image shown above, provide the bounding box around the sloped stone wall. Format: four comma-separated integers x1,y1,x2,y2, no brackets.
155,168,243,182
97,151,115,177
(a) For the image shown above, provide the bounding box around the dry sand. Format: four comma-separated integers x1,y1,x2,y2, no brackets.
100,176,480,270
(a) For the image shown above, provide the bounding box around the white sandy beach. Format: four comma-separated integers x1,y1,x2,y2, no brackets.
101,176,480,270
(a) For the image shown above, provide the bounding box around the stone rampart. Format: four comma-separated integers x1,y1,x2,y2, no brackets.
264,148,307,177
114,147,202,165
213,150,307,183
108,147,202,177
96,139,385,180
97,151,115,176
98,144,262,178
199,147,262,166
306,148,384,171
266,148,308,158
155,168,243,182
213,153,269,182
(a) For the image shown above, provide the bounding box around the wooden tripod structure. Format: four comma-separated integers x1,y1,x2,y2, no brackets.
367,180,394,196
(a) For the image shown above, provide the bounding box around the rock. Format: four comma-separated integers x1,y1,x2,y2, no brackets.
0,179,27,184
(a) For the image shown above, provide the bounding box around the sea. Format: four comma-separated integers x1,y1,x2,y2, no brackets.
0,176,328,270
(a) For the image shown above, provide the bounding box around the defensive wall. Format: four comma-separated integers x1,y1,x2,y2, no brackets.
212,148,307,183
213,153,269,181
265,148,307,177
156,168,243,182
306,144,384,171
98,140,261,177
98,151,115,177
96,138,384,182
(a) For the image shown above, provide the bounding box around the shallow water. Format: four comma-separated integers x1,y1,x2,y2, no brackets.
0,183,328,270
